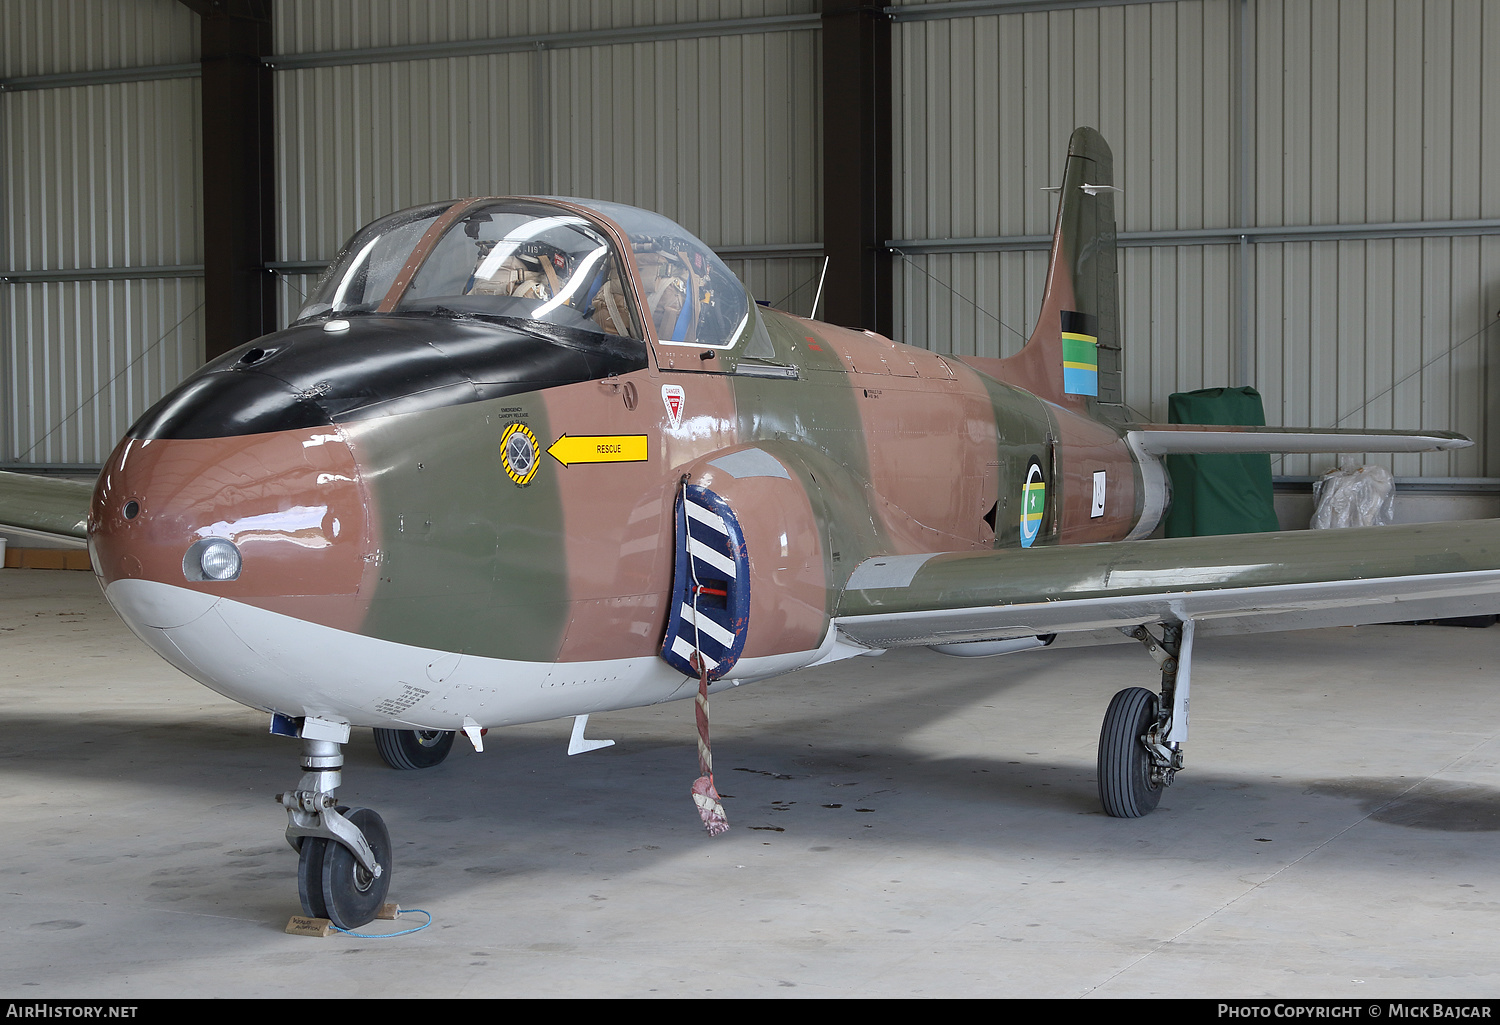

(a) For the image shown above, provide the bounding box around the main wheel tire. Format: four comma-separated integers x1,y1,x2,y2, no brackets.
1098,686,1164,819
374,727,456,770
318,807,392,930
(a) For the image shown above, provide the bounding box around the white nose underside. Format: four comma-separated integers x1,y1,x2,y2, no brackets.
101,578,770,730
107,576,219,629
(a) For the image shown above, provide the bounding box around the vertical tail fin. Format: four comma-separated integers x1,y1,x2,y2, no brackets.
994,127,1123,414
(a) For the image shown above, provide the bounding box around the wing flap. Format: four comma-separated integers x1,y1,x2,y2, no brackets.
836,520,1500,648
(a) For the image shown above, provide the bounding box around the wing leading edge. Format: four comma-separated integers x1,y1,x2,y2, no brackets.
1127,425,1472,455
835,519,1500,649
0,470,92,545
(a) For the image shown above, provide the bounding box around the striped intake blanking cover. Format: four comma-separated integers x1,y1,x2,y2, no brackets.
659,484,750,680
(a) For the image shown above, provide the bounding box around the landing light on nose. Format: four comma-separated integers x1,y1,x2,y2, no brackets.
183,537,243,582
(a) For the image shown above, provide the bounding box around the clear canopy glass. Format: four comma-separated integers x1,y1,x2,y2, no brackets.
573,199,751,348
296,198,752,350
298,203,449,320
393,200,641,338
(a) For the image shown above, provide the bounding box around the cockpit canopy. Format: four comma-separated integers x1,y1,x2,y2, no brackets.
296,198,752,349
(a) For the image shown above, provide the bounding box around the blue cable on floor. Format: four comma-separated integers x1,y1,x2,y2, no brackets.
332,908,432,938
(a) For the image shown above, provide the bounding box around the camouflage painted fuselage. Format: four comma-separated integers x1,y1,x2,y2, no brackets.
74,138,1484,736
88,298,1154,730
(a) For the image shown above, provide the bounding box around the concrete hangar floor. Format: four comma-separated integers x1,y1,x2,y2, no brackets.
2,567,1498,998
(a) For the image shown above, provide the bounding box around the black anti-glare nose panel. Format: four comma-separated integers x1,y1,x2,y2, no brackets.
129,315,648,440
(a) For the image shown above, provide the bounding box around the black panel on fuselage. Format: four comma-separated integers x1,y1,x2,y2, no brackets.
130,314,648,440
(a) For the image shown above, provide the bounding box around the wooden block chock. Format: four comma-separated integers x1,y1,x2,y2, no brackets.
284,903,399,936
285,915,334,937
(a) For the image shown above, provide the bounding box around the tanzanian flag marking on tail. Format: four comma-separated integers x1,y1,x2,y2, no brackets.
1061,310,1098,396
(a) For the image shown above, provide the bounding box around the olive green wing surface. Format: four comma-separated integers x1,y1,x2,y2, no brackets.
835,519,1500,648
1126,426,1471,455
0,470,92,545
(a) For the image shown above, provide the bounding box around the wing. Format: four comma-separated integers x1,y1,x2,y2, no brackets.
836,519,1500,648
1126,425,1472,455
0,470,93,546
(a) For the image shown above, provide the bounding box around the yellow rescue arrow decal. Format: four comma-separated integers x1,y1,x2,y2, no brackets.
546,434,648,467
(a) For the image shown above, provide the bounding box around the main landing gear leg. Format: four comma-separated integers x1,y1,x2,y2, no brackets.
278,731,392,929
1097,619,1195,818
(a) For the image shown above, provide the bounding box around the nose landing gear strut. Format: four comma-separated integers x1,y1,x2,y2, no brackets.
275,719,393,929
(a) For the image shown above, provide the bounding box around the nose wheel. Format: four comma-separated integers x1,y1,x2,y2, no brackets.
297,807,392,929
279,728,394,930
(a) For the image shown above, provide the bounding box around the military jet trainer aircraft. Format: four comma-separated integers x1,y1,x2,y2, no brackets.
4,128,1497,929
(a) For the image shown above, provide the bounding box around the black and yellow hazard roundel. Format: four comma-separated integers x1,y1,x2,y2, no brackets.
500,422,540,486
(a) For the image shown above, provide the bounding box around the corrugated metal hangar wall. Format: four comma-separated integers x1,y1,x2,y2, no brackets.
3,0,1498,483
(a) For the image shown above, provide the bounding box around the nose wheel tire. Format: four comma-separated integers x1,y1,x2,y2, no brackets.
374,727,455,769
296,837,330,920
1098,686,1163,819
297,807,392,929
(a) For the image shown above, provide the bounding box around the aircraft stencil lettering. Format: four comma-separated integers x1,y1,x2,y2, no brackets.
547,434,648,467
0,128,1492,929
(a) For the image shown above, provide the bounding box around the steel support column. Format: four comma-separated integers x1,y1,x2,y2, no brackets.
822,1,892,335
184,0,276,359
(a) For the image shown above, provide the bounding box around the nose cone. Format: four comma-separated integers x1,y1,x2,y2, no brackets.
90,426,376,634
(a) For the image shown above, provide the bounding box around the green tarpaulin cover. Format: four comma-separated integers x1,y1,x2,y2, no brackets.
1164,386,1281,537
